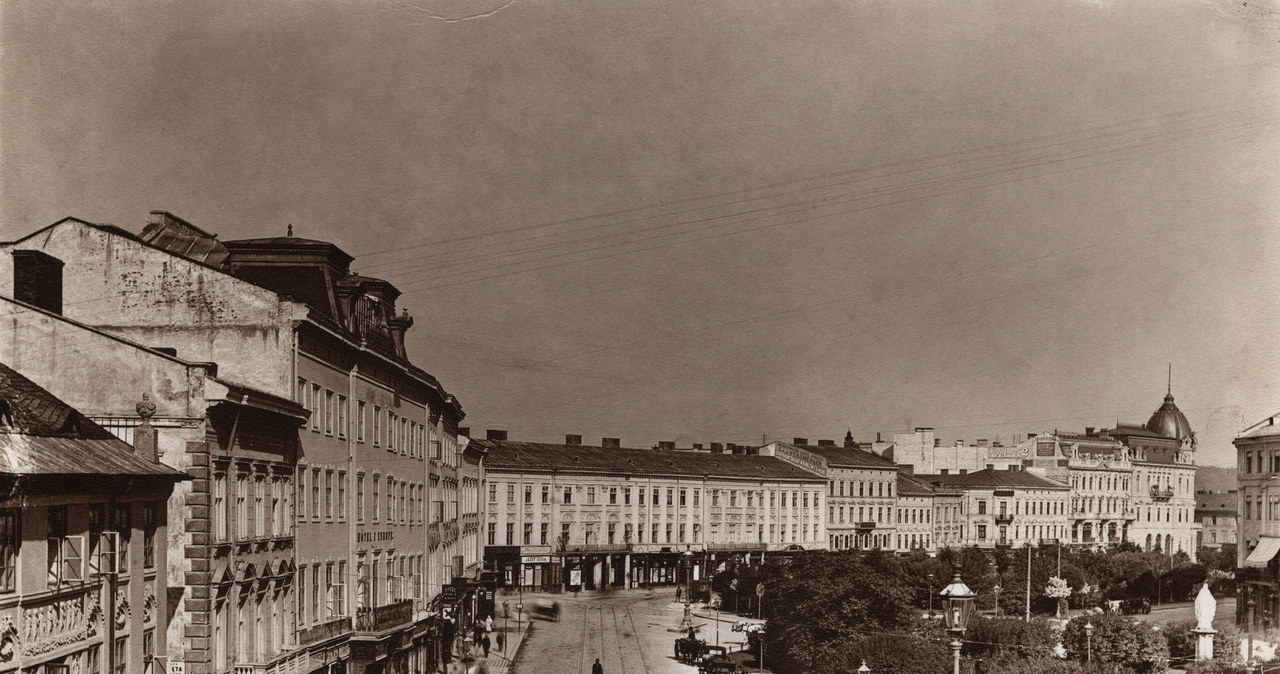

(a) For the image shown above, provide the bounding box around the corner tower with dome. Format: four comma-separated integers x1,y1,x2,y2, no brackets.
1086,387,1200,560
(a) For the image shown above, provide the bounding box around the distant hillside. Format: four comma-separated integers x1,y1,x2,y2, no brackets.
1196,465,1237,492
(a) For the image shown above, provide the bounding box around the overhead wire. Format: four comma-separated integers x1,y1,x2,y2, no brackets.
370,103,1272,282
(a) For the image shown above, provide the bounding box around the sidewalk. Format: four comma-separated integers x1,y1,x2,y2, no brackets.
451,618,532,674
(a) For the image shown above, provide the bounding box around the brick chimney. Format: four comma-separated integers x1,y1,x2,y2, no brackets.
657,441,675,450
486,429,507,441
710,443,724,454
12,250,64,315
602,437,620,448
817,439,835,447
565,434,582,446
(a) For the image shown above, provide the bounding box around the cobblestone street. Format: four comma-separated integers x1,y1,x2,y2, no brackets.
511,589,761,674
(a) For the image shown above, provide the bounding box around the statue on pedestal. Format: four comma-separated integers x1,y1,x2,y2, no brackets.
1192,582,1216,661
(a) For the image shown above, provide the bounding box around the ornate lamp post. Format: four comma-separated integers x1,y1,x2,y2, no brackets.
993,584,1002,618
1084,621,1094,664
927,573,935,617
679,549,694,631
940,561,976,674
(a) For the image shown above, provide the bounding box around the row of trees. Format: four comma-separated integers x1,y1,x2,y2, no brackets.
709,545,1240,673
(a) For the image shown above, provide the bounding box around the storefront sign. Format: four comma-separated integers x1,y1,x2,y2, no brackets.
569,568,582,586
521,555,551,564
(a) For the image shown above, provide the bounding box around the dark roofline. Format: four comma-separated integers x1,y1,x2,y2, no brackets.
4,217,465,421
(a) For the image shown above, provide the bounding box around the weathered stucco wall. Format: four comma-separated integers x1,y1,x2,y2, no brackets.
0,297,214,667
1,219,304,398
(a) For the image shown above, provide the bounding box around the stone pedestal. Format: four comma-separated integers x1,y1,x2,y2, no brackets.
1193,628,1216,661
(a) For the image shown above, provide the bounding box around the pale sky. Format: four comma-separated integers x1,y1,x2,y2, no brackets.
3,0,1278,466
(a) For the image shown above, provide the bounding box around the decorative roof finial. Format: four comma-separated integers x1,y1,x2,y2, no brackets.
287,223,293,237
136,392,156,421
1168,362,1172,396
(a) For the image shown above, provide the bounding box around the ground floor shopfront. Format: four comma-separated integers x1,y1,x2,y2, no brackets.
484,545,769,591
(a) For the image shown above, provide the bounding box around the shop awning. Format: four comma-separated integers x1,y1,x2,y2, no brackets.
1245,537,1280,568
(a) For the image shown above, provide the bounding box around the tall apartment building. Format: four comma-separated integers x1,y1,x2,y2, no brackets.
2,213,476,674
1,294,305,674
1235,412,1280,627
0,364,187,674
1195,491,1237,550
474,435,826,590
760,439,897,551
918,468,1071,549
1084,389,1199,558
895,471,937,552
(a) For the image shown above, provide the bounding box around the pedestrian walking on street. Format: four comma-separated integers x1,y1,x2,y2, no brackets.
495,630,506,653
481,633,491,658
591,658,603,674
676,585,682,601
485,615,494,633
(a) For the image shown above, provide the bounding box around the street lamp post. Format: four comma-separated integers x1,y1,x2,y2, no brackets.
940,560,976,674
927,573,935,617
679,549,694,632
1085,621,1094,664
711,597,721,647
1247,595,1257,669
993,585,1002,618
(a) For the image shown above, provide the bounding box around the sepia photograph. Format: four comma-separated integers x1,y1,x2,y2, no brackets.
1,1,1278,672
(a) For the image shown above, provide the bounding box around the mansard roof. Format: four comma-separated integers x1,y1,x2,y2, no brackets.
474,438,826,482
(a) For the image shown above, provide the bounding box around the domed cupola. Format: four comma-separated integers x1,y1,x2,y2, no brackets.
1145,391,1194,441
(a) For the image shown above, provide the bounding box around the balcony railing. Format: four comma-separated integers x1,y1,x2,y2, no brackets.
297,616,351,646
354,599,413,633
994,514,1014,526
1150,487,1175,501
565,543,631,553
707,542,768,551
855,521,876,531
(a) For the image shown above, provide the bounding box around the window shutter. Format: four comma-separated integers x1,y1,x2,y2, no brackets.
47,537,61,586
62,535,83,582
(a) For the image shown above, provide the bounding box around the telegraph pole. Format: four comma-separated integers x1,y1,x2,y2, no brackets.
1024,544,1032,623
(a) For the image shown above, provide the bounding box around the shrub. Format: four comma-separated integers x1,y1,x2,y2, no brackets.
964,616,1058,660
1061,614,1169,674
1166,619,1243,667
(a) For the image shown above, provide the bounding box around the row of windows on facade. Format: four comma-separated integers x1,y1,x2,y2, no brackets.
295,553,427,628
831,532,893,549
1071,474,1132,492
828,479,894,498
974,499,1063,516
1242,496,1280,521
1243,451,1280,474
974,523,1066,542
297,377,452,462
55,633,147,674
0,504,161,593
212,583,291,669
485,520,821,546
489,483,822,509
209,470,436,542
830,505,914,525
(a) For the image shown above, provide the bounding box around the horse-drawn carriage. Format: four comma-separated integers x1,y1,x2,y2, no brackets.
674,636,705,664
695,646,733,674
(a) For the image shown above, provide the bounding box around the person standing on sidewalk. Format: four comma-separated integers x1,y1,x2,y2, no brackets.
591,658,603,674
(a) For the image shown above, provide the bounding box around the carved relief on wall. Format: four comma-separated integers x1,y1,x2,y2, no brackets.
0,613,17,662
114,586,130,632
19,592,103,657
143,584,156,625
